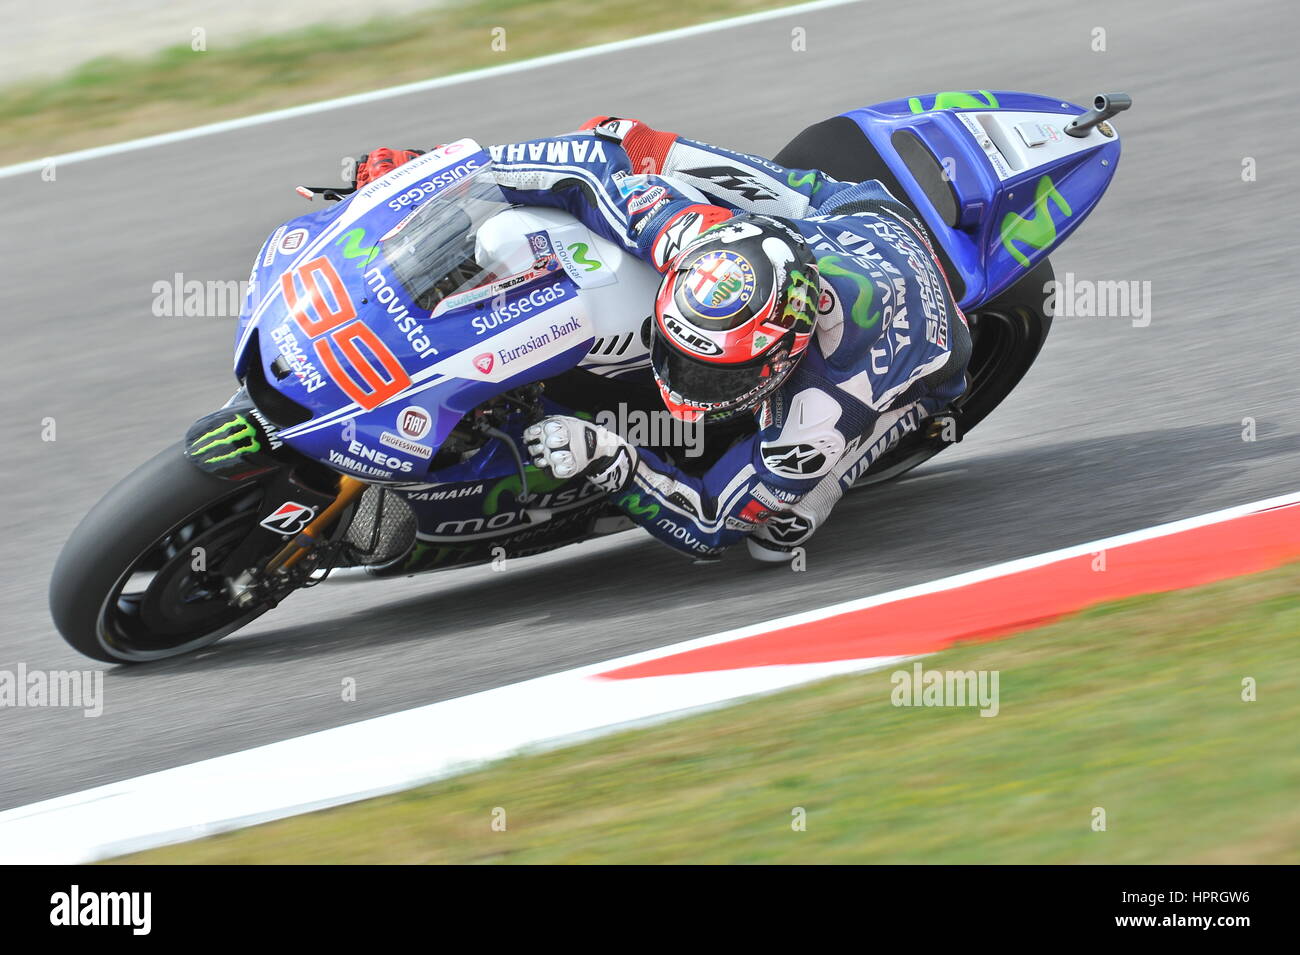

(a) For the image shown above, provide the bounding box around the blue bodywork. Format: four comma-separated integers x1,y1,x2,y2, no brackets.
838,90,1121,309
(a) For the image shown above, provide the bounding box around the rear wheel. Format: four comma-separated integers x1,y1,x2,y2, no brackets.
50,445,280,663
852,257,1054,487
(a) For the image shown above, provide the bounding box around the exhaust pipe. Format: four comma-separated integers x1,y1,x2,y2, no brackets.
1064,92,1132,138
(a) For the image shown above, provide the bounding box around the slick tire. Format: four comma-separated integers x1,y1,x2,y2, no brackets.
49,443,269,663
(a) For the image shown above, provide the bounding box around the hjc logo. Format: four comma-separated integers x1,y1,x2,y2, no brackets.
473,353,495,374
664,317,721,356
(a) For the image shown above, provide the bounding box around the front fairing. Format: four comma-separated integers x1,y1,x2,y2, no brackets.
232,141,595,483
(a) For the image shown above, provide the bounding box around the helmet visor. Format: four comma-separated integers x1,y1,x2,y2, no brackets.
651,334,779,408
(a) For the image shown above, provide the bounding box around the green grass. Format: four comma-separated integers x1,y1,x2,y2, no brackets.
116,561,1300,864
0,0,796,166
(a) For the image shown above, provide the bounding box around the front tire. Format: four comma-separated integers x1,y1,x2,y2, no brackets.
49,445,273,663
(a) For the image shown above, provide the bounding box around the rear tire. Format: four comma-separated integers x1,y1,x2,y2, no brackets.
852,257,1055,487
49,445,271,663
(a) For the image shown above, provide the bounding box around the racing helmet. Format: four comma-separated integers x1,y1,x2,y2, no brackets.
651,214,819,423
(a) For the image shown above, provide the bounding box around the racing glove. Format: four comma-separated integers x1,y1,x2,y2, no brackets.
352,147,425,189
524,416,637,493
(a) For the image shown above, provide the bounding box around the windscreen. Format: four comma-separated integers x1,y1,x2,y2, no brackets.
379,163,512,312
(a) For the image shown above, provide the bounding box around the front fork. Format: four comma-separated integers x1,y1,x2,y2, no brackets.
185,400,365,608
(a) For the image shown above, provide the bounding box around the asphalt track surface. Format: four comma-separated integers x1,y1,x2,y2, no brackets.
2,0,1297,813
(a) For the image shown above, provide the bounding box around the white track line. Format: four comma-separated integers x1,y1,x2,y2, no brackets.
0,488,1295,863
0,0,863,180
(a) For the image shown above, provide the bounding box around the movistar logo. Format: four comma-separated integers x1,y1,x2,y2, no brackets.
336,228,379,268
787,170,823,195
567,242,602,272
190,414,260,463
1000,175,1072,267
818,255,881,329
618,492,660,520
484,467,567,515
908,90,999,113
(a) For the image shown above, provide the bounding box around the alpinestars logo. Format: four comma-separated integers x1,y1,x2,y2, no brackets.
680,166,778,201
762,511,813,545
589,446,636,493
762,443,827,476
259,501,317,535
653,211,705,269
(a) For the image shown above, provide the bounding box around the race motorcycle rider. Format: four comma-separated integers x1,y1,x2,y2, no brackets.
349,117,971,562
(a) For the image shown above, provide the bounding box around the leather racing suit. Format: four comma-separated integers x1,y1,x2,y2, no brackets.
491,117,971,560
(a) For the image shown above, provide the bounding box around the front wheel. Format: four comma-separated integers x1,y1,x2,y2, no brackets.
49,445,281,663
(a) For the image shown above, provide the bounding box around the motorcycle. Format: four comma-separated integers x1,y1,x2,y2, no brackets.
50,89,1129,662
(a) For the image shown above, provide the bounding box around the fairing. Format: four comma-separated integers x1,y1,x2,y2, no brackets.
233,141,595,485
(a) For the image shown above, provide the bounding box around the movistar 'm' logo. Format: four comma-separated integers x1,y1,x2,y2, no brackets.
190,414,260,463
336,228,379,268
908,90,999,113
484,466,567,515
818,255,881,329
618,492,660,520
787,170,823,195
567,242,602,272
1000,175,1073,267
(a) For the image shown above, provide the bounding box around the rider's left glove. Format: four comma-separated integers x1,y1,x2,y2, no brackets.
524,416,637,493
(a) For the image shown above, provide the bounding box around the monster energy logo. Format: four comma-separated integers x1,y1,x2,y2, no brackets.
336,228,379,268
780,269,817,328
908,90,999,113
1000,175,1072,267
190,414,261,463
